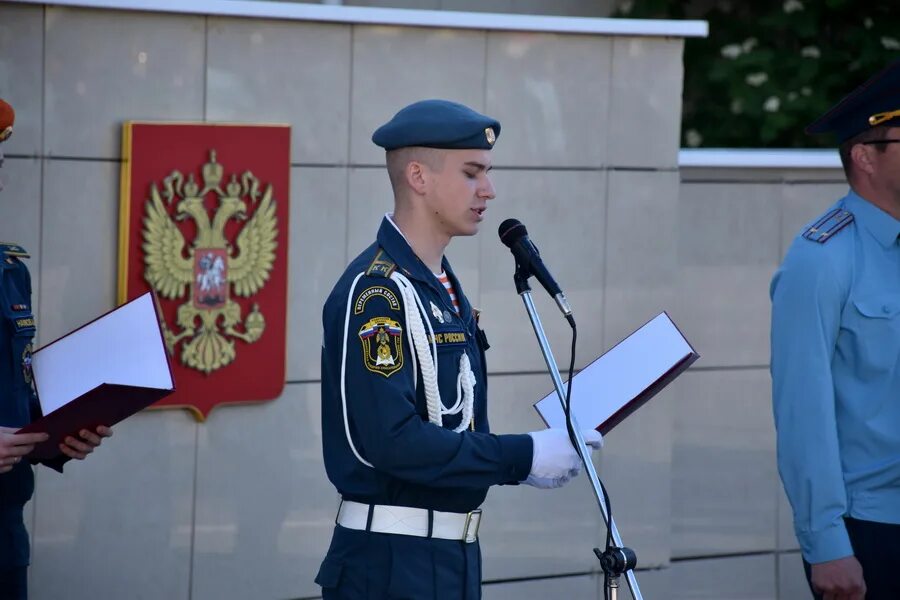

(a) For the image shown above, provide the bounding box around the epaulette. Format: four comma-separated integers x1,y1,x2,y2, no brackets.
366,249,396,278
0,242,29,258
802,208,854,244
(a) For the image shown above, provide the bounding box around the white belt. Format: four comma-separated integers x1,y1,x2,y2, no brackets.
336,500,482,544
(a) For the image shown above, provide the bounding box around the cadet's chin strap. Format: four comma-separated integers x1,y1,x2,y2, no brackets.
391,272,474,433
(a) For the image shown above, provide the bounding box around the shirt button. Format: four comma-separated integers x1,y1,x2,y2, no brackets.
883,305,892,314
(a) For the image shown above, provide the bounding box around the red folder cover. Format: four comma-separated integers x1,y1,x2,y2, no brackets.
19,292,175,461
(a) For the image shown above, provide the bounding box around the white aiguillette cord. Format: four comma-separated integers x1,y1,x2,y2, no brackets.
391,272,474,432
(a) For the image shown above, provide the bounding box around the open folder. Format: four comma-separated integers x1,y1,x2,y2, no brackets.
18,292,175,461
534,312,698,435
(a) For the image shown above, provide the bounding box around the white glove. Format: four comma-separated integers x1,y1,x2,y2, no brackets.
524,428,603,489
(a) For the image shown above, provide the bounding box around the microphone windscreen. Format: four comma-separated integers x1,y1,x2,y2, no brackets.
498,218,528,248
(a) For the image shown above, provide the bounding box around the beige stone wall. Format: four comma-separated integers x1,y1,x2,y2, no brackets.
0,2,818,599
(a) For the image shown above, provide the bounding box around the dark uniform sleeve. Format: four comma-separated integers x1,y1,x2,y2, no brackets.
333,275,532,488
15,262,68,473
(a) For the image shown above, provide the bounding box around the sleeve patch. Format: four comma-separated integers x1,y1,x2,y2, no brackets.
359,317,404,377
15,317,35,331
802,208,854,244
354,286,401,314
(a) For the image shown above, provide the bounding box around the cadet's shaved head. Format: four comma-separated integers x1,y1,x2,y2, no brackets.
386,147,446,193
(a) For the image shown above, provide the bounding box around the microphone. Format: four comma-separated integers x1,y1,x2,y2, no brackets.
498,218,572,317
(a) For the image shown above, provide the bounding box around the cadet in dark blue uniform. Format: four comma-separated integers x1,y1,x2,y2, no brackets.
0,98,113,599
771,62,900,600
316,100,602,599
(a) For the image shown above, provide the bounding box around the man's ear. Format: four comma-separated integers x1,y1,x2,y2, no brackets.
851,143,877,177
406,160,429,195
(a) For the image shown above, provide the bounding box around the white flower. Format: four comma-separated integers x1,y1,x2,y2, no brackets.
730,99,744,114
801,86,812,96
764,96,781,112
864,18,873,29
801,46,820,59
788,91,798,102
685,129,703,148
882,37,900,50
746,72,769,87
742,38,758,52
721,44,743,59
783,0,803,13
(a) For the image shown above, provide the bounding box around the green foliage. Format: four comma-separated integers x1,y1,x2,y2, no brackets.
614,0,900,148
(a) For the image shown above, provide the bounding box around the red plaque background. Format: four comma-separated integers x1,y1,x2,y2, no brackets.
119,122,291,419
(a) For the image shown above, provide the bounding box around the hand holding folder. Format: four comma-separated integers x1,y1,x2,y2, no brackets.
18,292,175,461
0,427,49,472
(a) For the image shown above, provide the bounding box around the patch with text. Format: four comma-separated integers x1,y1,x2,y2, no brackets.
359,317,404,376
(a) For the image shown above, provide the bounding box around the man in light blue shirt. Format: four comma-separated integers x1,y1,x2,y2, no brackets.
771,59,900,600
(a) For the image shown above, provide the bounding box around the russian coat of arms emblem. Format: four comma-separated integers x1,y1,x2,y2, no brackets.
144,149,275,374
119,123,291,419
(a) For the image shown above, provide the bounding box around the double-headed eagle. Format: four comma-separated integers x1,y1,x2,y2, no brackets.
142,150,278,374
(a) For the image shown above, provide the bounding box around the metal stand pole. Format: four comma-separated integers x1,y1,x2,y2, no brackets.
518,285,643,600
609,576,619,600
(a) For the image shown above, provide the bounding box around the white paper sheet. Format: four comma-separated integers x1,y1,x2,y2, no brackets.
31,292,173,415
535,312,694,431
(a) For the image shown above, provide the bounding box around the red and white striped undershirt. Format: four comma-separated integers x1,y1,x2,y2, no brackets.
435,272,460,314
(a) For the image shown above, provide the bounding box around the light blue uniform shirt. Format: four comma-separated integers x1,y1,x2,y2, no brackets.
771,189,900,564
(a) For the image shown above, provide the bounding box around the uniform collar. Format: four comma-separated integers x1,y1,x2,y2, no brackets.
376,215,473,323
376,214,446,284
845,189,900,248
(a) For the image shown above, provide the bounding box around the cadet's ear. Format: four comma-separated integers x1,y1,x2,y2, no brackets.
405,160,428,195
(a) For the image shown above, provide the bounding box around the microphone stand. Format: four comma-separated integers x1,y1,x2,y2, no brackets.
513,267,642,600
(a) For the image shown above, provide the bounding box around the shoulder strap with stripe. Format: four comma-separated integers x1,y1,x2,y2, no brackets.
802,208,854,244
0,242,30,258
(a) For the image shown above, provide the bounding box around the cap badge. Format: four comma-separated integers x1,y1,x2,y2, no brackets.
869,109,900,126
485,127,496,146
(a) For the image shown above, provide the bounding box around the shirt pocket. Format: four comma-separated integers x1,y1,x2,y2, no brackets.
848,295,900,375
429,323,472,429
431,323,469,369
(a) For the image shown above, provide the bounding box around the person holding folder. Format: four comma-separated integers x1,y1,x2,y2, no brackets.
771,61,900,600
0,98,112,599
315,99,602,599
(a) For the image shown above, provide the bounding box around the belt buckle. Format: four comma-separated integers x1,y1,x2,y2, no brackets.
463,509,482,543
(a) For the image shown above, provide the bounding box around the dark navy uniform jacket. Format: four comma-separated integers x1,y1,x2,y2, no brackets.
317,216,533,598
0,243,41,568
321,216,533,511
